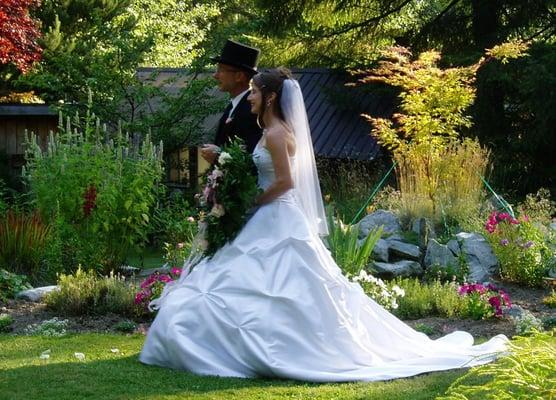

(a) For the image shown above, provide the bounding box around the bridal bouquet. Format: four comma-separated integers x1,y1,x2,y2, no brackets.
195,139,260,256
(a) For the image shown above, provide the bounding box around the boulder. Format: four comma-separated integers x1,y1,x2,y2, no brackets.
388,240,421,261
411,217,436,248
371,238,389,262
424,239,459,269
447,239,461,256
456,232,499,283
373,260,423,279
358,210,400,239
16,286,59,302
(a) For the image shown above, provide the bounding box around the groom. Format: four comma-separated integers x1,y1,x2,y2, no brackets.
201,40,263,163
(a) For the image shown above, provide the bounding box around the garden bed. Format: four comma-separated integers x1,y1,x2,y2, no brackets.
3,280,553,339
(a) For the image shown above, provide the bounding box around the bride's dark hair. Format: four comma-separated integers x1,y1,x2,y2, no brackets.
252,67,292,128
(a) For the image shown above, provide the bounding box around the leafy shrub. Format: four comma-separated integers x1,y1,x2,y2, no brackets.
113,320,137,333
317,157,389,222
543,290,556,308
135,268,182,313
24,317,69,337
24,101,164,273
0,269,32,302
0,313,14,332
457,283,512,320
510,310,544,336
423,260,468,284
393,278,467,320
45,267,139,317
361,47,491,228
150,193,197,255
439,331,556,399
485,211,551,286
0,210,52,282
413,323,435,336
326,208,383,276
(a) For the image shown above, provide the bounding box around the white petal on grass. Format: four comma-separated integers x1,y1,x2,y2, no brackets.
74,352,85,361
110,348,120,353
39,354,50,360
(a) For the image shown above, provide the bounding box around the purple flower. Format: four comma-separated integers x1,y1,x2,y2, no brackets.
500,239,509,246
523,240,534,249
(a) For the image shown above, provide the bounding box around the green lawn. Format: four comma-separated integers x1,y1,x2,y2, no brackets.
0,333,465,400
125,247,165,269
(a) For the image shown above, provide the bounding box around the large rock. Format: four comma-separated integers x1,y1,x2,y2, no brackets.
447,239,461,256
411,217,436,248
456,232,499,283
424,239,459,269
371,238,389,262
358,210,400,239
373,260,423,279
388,240,421,261
16,286,59,302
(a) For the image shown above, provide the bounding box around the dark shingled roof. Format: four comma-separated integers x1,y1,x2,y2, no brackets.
290,68,393,161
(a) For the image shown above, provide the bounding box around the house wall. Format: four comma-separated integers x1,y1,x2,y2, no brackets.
0,115,58,175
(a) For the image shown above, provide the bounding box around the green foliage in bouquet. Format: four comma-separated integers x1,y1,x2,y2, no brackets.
198,139,260,256
24,94,164,273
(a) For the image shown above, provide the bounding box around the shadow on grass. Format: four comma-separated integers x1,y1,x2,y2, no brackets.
1,353,463,400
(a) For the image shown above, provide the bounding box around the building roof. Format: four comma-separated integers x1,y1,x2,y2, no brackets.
290,68,393,160
136,67,394,161
0,104,56,116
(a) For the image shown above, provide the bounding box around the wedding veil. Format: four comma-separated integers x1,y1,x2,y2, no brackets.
281,79,328,236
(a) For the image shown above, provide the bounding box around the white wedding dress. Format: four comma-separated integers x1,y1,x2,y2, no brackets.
139,143,508,382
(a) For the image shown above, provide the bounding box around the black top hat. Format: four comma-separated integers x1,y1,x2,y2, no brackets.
210,39,260,75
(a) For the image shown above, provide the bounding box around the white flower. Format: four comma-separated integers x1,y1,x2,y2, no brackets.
210,204,226,217
110,348,120,353
40,354,50,360
74,352,85,361
218,151,232,165
392,285,405,297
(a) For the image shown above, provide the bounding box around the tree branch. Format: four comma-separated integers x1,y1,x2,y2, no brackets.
319,0,414,38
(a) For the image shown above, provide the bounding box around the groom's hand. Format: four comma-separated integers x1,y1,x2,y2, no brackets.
201,144,220,163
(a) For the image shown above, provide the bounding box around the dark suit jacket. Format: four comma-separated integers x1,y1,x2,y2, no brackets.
214,91,263,154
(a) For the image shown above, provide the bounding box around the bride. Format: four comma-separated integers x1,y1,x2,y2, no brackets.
139,68,508,382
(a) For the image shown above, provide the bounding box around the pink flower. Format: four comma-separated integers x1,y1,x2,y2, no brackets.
158,274,172,283
187,216,195,223
171,267,182,276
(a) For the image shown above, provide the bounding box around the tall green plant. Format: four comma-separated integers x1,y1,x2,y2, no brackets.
0,209,52,281
24,96,164,273
326,207,383,276
361,45,527,227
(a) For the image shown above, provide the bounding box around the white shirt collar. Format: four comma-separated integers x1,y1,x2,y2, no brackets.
229,89,250,115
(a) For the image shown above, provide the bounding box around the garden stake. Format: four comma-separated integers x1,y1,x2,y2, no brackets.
350,161,397,225
479,175,515,218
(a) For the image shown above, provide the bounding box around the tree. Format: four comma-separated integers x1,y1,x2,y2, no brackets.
0,0,42,94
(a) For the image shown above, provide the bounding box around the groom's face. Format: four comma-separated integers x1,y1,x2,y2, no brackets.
213,63,244,94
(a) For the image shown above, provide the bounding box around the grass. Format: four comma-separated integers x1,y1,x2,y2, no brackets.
0,333,465,400
125,246,165,269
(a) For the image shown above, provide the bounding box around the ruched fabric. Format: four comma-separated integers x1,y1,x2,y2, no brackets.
139,145,508,382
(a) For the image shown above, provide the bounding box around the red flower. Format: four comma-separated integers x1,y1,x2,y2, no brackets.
83,184,97,217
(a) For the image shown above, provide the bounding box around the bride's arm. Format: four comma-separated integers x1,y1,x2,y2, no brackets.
254,129,294,205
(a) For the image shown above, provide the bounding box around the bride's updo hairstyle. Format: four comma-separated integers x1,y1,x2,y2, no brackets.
252,67,292,128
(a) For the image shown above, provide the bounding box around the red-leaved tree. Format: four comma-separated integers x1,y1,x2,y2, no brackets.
0,0,42,73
